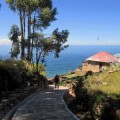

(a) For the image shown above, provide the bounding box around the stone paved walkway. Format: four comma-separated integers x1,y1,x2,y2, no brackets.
11,86,77,120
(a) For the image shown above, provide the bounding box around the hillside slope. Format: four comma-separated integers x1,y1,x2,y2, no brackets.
63,65,120,120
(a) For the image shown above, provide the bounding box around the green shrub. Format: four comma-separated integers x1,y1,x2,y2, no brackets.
0,59,46,93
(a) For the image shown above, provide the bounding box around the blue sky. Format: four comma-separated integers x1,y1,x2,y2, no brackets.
0,0,120,45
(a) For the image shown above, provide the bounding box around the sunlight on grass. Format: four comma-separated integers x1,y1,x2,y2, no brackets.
64,65,120,98
86,66,120,98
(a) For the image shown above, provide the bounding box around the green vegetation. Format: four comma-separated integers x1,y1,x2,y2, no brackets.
9,25,20,58
65,65,120,98
0,0,69,93
64,65,120,120
85,65,120,98
65,73,84,80
0,59,46,94
6,0,69,73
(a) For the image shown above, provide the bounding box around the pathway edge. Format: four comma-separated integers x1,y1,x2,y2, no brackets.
2,91,42,120
62,90,80,120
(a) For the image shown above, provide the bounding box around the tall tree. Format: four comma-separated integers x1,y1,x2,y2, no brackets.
8,25,20,58
6,0,57,61
30,0,57,62
6,0,69,73
6,0,25,59
31,29,69,73
27,1,37,61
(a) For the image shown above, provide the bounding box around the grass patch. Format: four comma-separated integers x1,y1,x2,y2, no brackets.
64,65,120,120
85,66,120,98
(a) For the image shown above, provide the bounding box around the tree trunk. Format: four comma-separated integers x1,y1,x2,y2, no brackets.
36,42,38,73
23,10,26,40
19,9,25,60
31,16,35,63
27,12,31,61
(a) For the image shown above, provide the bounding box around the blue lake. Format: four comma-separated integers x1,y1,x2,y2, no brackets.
0,45,120,78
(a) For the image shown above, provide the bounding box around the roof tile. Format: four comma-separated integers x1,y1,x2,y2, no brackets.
86,52,118,63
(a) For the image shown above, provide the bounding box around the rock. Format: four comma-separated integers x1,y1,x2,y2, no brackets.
116,109,120,119
75,68,81,74
102,82,108,86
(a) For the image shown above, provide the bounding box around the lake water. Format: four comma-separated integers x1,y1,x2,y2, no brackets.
0,45,120,78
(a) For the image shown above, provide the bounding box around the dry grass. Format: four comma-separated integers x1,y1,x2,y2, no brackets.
86,65,120,97
64,65,120,98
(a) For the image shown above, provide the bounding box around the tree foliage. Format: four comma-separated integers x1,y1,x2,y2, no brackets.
6,0,69,73
30,28,69,72
52,28,69,57
9,25,20,58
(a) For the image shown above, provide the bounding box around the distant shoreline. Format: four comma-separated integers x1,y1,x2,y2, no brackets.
1,45,120,78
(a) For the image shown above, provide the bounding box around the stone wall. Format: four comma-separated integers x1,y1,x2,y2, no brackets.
82,61,109,72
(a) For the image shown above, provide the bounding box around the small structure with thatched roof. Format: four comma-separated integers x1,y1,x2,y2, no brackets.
82,51,118,72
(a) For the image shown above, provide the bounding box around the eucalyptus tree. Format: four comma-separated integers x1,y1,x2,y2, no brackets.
6,0,69,73
23,0,57,61
6,0,57,61
6,0,25,59
9,25,20,58
29,0,57,62
31,29,69,73
22,0,36,61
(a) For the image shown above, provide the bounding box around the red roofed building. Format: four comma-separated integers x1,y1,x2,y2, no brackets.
82,52,118,72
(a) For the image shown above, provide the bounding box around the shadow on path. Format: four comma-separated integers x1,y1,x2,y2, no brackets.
7,86,78,120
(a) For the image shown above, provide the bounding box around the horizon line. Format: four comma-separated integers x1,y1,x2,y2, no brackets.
0,44,120,46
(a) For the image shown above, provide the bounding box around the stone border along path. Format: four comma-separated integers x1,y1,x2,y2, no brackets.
2,86,79,120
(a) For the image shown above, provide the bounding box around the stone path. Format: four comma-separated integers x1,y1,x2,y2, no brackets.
10,86,78,120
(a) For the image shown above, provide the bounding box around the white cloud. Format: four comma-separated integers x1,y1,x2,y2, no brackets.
0,38,12,45
68,40,120,45
107,40,116,45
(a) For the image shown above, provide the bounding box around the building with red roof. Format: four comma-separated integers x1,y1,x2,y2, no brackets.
82,52,118,72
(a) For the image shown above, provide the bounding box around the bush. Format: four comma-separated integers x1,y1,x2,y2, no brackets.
73,80,120,120
0,60,46,93
73,78,90,111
